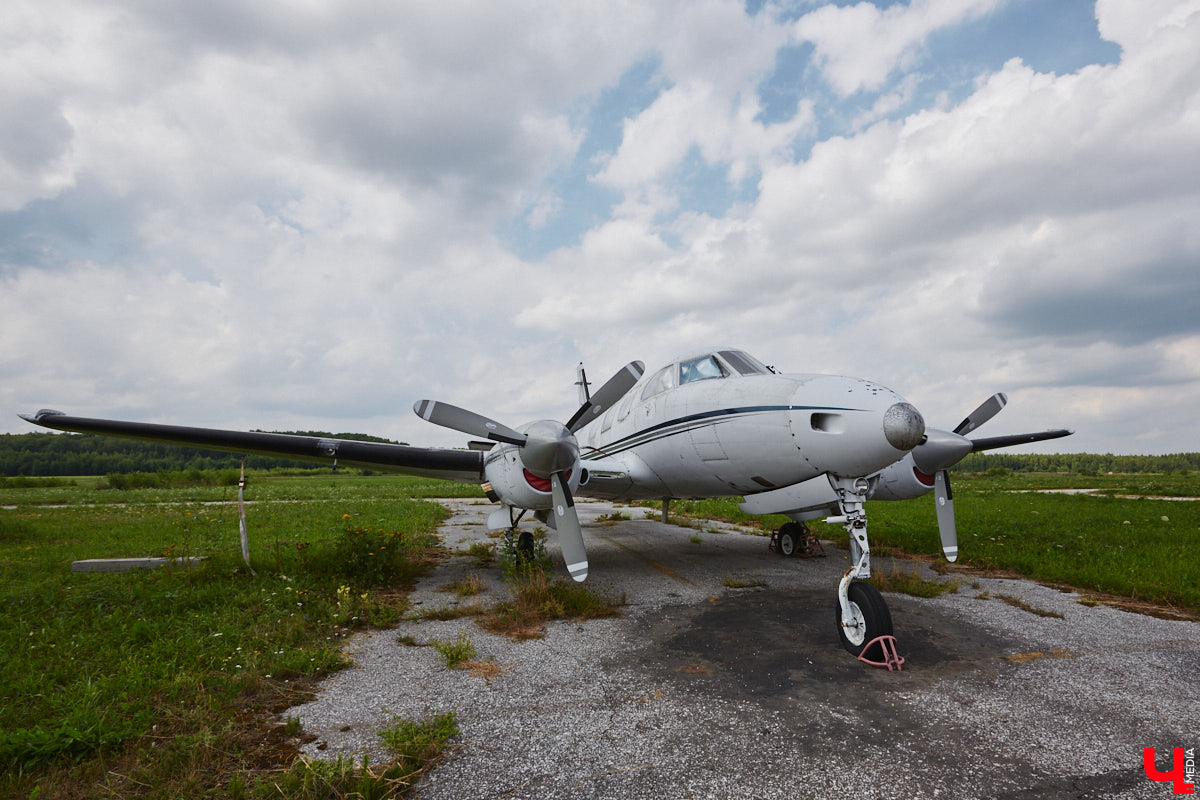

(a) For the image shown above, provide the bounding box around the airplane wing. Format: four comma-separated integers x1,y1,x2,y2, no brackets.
18,409,483,483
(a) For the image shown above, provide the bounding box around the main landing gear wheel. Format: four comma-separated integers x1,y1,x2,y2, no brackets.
835,581,893,658
772,522,805,556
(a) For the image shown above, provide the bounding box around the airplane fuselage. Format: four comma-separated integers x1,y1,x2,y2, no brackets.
573,350,924,503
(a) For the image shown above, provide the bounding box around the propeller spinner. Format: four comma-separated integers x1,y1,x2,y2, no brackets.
413,361,645,582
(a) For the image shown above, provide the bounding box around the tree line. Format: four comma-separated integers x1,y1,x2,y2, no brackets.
0,431,404,477
953,450,1199,475
3,430,1197,478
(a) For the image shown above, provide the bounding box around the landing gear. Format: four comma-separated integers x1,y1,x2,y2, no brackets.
776,522,802,556
502,528,536,564
834,581,893,657
770,522,826,557
827,476,897,663
516,530,535,563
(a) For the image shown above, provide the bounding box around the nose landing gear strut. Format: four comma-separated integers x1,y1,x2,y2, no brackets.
828,477,899,667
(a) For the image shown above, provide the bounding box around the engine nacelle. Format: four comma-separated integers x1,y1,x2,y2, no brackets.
869,453,936,501
481,443,583,514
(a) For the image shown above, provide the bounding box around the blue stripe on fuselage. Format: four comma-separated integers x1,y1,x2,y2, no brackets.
582,404,863,460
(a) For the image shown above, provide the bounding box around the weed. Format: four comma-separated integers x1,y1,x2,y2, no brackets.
395,634,428,647
460,540,496,568
723,574,767,589
439,573,485,597
378,711,459,765
259,711,457,800
688,534,703,544
593,511,630,525
410,603,487,622
480,565,620,640
430,630,477,668
867,566,961,598
283,716,303,736
995,593,1065,619
460,659,505,683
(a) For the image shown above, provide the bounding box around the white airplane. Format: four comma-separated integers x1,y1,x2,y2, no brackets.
20,348,1070,659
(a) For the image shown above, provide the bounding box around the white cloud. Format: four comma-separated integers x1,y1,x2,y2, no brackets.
3,0,1199,457
793,0,1006,96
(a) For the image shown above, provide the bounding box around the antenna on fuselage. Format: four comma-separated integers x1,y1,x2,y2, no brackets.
575,362,592,405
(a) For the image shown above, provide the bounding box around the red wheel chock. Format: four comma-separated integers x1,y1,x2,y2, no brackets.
858,635,905,671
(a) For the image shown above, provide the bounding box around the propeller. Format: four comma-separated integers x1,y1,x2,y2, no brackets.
414,361,645,582
912,393,1071,562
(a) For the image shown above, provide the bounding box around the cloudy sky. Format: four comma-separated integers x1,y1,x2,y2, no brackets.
3,0,1199,456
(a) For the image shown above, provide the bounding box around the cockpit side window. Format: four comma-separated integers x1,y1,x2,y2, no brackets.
617,390,636,421
679,354,727,385
719,350,769,376
640,364,677,401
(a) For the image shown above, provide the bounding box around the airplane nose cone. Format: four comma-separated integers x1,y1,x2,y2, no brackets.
883,402,925,451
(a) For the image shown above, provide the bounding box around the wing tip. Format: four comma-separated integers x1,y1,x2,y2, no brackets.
20,409,65,424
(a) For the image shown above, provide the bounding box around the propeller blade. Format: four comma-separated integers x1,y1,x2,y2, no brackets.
566,361,646,433
412,400,527,446
934,470,958,562
953,393,1007,436
969,428,1073,452
550,471,588,582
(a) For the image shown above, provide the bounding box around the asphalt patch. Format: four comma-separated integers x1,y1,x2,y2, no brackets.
622,587,1011,698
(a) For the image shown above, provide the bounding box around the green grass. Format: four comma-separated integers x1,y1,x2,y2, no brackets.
429,630,477,668
0,473,455,798
261,711,458,799
862,485,1200,611
0,469,485,507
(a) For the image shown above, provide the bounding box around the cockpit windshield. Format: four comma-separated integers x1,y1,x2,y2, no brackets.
718,350,770,375
679,354,726,385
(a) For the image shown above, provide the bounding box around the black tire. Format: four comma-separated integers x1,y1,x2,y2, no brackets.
834,581,893,658
516,530,535,563
777,522,802,556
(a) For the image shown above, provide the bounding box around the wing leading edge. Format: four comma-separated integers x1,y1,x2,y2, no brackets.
19,410,483,483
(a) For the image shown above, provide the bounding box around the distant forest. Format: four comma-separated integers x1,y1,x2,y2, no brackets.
0,431,405,477
950,450,1197,475
1,430,1197,478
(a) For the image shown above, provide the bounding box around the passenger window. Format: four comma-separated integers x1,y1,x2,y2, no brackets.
640,365,677,401
680,355,726,384
601,406,616,432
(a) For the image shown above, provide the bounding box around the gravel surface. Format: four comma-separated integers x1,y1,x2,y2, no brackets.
289,499,1200,799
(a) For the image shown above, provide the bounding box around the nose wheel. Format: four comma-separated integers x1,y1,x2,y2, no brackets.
834,580,893,657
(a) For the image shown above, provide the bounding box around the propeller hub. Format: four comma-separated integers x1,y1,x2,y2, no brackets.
911,427,973,474
519,420,579,477
883,402,925,451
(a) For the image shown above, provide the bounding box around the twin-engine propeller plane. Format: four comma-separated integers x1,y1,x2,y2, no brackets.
21,348,1070,659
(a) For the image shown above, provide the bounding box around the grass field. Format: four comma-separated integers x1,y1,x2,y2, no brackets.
2,468,1197,797
0,471,481,799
